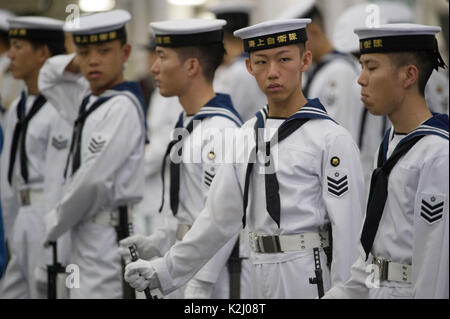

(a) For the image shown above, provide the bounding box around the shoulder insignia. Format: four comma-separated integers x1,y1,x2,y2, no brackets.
204,166,216,188
327,170,349,198
420,194,445,224
88,135,106,154
52,135,68,150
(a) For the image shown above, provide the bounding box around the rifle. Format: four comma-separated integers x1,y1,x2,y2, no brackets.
227,238,241,299
47,241,66,299
116,206,136,299
128,245,155,299
308,247,325,298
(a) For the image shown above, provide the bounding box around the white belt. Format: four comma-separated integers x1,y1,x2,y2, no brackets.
176,224,192,241
19,189,45,206
249,231,329,253
91,207,132,228
372,257,412,284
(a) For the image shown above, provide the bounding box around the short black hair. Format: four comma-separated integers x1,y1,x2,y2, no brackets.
28,39,66,57
388,51,434,96
174,42,225,82
304,5,324,30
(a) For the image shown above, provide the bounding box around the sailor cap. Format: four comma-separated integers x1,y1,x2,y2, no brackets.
234,18,311,52
7,16,64,43
355,23,446,70
64,10,131,45
149,19,226,47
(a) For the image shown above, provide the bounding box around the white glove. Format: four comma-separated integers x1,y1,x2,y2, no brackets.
118,235,160,262
124,259,161,292
184,278,214,299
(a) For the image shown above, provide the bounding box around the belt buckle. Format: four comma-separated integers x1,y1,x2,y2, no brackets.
20,190,31,206
375,257,389,281
259,236,281,253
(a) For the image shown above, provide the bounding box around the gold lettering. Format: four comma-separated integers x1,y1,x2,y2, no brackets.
277,34,287,43
373,39,383,48
288,33,297,41
248,40,256,48
267,37,275,45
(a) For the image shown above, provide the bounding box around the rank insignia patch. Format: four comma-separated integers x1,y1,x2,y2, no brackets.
420,194,445,224
327,170,349,198
88,135,106,154
204,167,216,188
52,135,68,150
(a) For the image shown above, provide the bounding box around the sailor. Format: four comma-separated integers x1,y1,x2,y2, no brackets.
278,0,361,139
208,0,266,122
332,2,449,193
0,16,66,298
38,10,146,298
124,18,365,299
131,33,182,239
118,18,244,299
324,23,449,299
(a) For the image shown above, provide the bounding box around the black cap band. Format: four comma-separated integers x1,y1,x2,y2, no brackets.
72,26,126,45
243,28,307,52
8,28,65,43
155,29,223,47
360,35,447,70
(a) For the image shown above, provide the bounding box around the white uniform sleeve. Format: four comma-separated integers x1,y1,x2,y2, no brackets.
45,97,143,241
412,153,449,298
322,251,370,299
38,53,90,124
146,212,178,256
151,163,243,295
322,132,365,287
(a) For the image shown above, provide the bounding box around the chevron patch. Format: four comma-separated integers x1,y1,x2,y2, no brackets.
88,135,106,154
420,194,445,224
327,170,349,198
52,135,68,150
204,167,216,188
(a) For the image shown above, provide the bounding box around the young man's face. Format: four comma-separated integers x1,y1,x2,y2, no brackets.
151,46,188,97
358,53,405,116
8,38,45,80
246,44,311,103
76,40,130,94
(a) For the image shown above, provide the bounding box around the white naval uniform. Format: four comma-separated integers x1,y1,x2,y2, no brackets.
213,54,267,122
0,92,60,299
325,114,449,299
132,92,182,237
38,54,146,298
150,99,365,298
303,52,360,140
147,95,243,299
